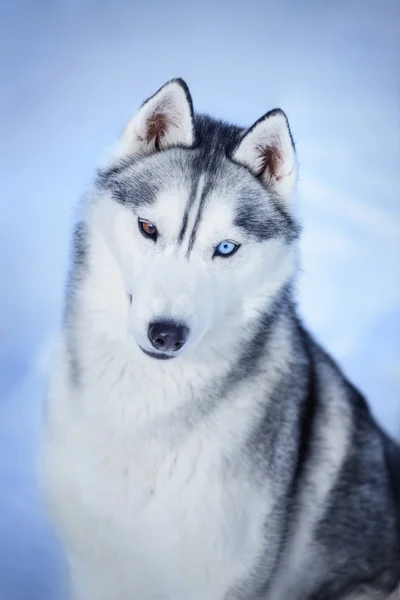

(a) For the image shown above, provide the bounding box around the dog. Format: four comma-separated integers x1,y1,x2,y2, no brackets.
40,79,400,600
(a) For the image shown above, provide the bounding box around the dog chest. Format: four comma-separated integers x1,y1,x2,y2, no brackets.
44,405,269,599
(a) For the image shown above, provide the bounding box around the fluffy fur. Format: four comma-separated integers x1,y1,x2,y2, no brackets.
40,79,400,600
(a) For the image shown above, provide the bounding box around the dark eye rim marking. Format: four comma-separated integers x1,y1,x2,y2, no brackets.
138,217,158,241
213,240,241,259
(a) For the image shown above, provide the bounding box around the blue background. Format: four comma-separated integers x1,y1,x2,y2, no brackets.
1,1,399,598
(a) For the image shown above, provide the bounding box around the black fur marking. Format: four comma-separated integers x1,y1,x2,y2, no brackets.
384,438,400,544
96,157,138,188
177,173,201,245
234,315,319,599
177,201,190,245
309,380,400,597
99,163,162,207
192,113,244,170
269,195,301,241
234,195,299,243
308,564,400,600
263,323,321,594
287,323,320,502
186,177,213,255
234,200,280,241
223,284,293,393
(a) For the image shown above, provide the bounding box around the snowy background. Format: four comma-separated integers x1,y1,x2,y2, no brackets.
1,1,399,598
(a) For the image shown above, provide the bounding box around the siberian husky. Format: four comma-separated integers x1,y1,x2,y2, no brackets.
41,79,400,600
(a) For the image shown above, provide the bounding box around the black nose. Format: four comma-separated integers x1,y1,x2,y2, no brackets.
148,321,189,353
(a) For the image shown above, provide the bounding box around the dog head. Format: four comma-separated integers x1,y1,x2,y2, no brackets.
92,79,299,360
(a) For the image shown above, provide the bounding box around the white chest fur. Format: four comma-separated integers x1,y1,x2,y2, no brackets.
42,338,272,600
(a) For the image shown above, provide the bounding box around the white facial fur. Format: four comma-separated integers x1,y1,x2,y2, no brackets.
91,165,296,361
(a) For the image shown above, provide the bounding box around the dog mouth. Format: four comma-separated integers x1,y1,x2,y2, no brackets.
139,347,175,360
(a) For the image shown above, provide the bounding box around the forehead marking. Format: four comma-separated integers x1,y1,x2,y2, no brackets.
177,173,205,251
177,172,202,245
186,175,213,256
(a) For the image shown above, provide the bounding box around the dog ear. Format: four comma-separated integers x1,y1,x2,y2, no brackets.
232,109,297,206
115,78,195,159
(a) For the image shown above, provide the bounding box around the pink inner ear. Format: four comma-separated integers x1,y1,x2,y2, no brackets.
256,143,282,178
145,112,168,150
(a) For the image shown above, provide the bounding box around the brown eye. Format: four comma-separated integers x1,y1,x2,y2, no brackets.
138,218,158,241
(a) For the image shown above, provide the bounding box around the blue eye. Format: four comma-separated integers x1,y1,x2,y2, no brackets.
214,240,240,258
